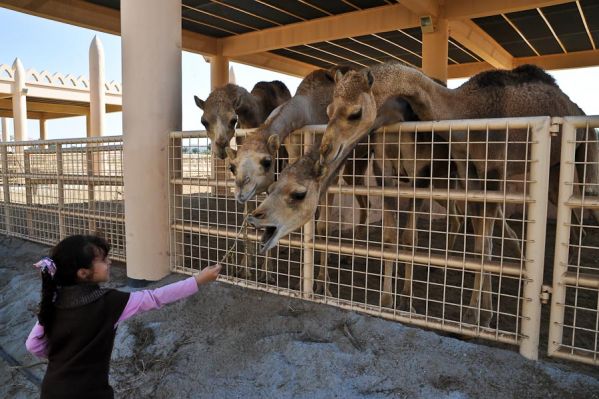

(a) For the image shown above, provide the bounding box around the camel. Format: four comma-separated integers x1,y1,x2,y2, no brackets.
316,63,599,325
194,80,291,159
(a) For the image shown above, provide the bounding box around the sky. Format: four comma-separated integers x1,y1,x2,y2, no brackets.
0,6,598,140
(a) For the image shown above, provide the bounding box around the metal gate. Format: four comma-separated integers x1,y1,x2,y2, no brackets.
550,116,599,366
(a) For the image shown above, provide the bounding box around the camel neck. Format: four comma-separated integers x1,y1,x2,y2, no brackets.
372,65,452,121
261,95,315,139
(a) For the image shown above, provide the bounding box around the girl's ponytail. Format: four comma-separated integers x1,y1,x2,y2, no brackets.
38,268,57,334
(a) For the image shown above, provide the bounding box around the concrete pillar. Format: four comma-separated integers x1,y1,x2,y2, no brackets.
122,0,181,282
12,58,27,142
0,118,8,142
89,36,106,138
210,56,229,196
421,17,449,84
210,55,229,90
39,117,46,140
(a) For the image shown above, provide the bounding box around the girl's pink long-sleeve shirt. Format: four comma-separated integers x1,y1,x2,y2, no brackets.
25,276,198,358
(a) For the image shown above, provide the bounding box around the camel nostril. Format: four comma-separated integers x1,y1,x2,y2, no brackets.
243,176,250,185
252,210,265,219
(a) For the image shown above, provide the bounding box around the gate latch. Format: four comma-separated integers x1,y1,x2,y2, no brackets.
540,285,552,304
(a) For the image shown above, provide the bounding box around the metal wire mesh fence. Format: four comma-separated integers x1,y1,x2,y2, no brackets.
550,116,599,366
0,137,125,260
168,116,556,359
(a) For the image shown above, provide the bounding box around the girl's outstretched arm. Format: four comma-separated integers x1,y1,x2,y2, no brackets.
116,263,221,325
25,322,48,359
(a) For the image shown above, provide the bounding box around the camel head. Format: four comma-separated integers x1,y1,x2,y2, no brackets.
319,68,377,165
247,151,326,253
226,132,279,204
194,86,240,159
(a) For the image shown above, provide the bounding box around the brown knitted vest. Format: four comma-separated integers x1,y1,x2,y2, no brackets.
41,287,129,399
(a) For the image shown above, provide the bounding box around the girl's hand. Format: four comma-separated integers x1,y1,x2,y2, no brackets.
195,263,222,286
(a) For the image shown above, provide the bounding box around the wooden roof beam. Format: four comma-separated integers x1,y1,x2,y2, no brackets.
219,4,420,57
449,20,513,69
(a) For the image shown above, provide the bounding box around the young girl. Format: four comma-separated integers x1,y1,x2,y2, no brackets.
25,234,221,399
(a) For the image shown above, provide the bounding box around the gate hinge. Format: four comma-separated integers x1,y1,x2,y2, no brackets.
540,285,552,304
549,117,563,136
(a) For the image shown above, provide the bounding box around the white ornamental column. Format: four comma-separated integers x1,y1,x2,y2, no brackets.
122,0,182,283
0,118,8,142
12,58,27,142
89,36,106,138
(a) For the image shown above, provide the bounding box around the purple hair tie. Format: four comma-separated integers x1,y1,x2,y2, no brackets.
34,257,57,277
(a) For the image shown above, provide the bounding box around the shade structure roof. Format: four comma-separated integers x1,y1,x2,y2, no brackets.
0,63,122,120
3,0,598,78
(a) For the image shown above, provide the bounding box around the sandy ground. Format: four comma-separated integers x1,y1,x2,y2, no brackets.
1,235,598,399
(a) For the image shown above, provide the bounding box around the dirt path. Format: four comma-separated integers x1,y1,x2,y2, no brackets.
1,235,598,399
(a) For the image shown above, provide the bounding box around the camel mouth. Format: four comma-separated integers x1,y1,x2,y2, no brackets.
259,226,278,253
214,147,227,160
236,184,257,204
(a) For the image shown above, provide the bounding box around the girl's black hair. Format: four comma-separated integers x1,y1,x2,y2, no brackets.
38,235,111,335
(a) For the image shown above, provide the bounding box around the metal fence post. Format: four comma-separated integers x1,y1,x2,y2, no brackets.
1,145,11,234
56,144,65,239
520,117,552,360
302,130,314,296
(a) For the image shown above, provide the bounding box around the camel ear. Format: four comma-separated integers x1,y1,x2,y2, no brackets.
363,69,374,88
334,70,344,84
225,147,237,160
313,159,328,181
194,95,205,110
267,135,280,155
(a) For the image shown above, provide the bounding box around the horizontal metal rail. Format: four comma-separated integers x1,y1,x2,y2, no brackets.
3,174,123,185
172,222,526,277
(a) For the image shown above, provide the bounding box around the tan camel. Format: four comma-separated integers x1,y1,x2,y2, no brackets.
316,64,599,325
194,80,291,159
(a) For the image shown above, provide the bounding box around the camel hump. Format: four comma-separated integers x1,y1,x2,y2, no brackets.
252,80,291,103
468,64,557,88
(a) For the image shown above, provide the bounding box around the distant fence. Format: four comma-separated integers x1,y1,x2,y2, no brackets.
0,136,126,260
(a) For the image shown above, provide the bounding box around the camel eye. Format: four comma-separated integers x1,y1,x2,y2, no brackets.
228,164,236,174
229,118,238,129
260,158,272,170
201,119,209,129
291,190,307,201
347,109,362,121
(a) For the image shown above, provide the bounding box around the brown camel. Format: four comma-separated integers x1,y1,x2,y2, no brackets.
194,80,291,159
